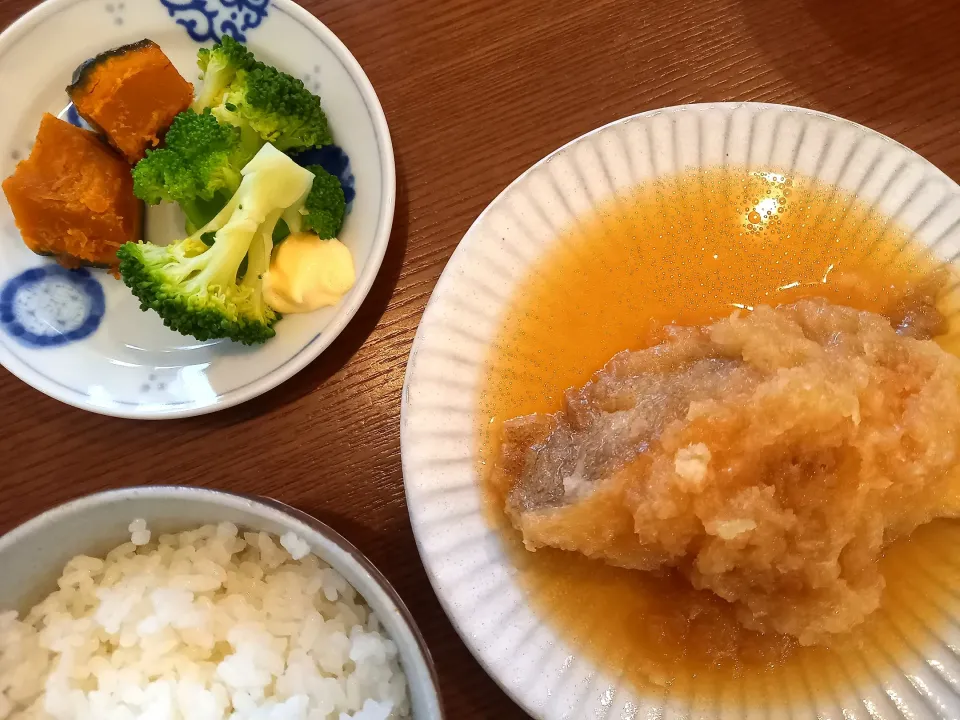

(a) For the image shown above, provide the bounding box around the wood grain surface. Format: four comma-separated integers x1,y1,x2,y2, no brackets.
2,0,959,716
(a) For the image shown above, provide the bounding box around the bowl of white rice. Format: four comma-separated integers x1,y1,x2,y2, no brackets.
0,487,443,720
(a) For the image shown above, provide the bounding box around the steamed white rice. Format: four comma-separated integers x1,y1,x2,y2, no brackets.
0,521,409,720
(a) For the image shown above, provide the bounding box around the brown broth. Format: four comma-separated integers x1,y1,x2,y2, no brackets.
477,168,960,710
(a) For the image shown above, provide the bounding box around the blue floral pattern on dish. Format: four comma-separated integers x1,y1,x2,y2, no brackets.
64,103,86,129
0,267,105,348
302,64,322,95
105,2,126,26
293,145,357,212
159,0,270,42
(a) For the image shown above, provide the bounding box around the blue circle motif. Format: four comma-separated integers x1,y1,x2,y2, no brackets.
0,267,106,348
159,0,270,42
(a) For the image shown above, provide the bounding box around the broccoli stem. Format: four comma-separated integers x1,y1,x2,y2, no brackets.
239,124,265,160
243,212,279,290
176,191,250,290
182,196,229,236
190,224,252,292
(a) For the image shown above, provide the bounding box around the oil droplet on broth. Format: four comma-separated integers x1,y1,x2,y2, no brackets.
477,167,960,711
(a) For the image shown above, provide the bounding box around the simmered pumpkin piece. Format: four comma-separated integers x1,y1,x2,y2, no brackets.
2,114,143,267
68,39,193,163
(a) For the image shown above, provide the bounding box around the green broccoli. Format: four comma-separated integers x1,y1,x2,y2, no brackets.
192,38,332,152
209,65,333,152
118,144,316,345
301,165,346,239
132,108,261,233
193,35,259,112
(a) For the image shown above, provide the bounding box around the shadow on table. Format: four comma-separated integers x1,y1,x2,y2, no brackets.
802,0,953,73
736,0,957,117
215,156,410,422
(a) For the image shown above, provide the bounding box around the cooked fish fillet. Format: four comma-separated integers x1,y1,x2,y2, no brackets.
497,298,960,644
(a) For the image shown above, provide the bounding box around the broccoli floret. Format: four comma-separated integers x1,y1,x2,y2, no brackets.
301,165,345,239
204,66,332,152
133,109,261,232
193,37,332,152
119,144,316,345
193,35,259,112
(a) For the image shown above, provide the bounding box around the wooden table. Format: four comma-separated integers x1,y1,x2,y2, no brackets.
2,0,959,716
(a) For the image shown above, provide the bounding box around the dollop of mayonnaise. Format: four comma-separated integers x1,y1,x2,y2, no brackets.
263,232,355,314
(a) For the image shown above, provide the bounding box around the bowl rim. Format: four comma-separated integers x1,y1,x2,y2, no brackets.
399,101,960,718
0,485,443,719
0,0,397,420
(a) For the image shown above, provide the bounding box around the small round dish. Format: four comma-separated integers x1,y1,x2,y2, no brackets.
400,103,960,719
0,0,395,418
0,486,442,719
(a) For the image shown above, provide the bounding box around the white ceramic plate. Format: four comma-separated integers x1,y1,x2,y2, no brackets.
0,0,395,418
401,103,960,719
